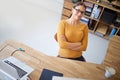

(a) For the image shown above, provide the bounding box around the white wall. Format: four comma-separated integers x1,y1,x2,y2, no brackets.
0,0,63,56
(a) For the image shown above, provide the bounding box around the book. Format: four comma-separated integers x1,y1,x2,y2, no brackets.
86,7,92,12
80,17,89,25
84,1,94,8
94,7,102,19
39,68,63,80
91,4,98,18
109,28,117,37
85,7,92,16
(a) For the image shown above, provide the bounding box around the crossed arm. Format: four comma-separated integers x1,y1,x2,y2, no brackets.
57,21,88,52
60,35,81,52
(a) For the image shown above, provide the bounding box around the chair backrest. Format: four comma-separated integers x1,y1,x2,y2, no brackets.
54,33,58,42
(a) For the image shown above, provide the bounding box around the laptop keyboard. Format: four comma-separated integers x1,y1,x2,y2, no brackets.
4,60,27,78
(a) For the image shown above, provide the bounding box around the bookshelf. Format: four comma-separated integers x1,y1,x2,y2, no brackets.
61,0,120,39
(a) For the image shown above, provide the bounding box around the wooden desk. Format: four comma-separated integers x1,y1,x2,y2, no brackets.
103,36,120,80
0,39,118,80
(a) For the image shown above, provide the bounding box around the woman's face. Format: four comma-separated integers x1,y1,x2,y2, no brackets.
72,5,85,21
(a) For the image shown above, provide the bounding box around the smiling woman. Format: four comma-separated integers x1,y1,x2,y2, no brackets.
56,1,88,62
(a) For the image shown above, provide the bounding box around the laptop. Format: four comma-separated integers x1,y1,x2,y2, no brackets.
0,56,34,80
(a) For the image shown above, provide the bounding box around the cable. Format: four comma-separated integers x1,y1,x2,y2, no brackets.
11,48,25,56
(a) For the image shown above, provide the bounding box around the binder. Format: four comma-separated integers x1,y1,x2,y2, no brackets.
109,28,117,37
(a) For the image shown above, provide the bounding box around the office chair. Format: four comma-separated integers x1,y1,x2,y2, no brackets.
54,33,58,42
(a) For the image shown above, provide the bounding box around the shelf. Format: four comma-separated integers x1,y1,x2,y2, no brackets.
111,0,120,8
89,29,94,33
61,0,120,39
62,8,72,17
96,23,108,35
84,15,99,21
85,0,120,13
61,15,69,20
64,0,73,9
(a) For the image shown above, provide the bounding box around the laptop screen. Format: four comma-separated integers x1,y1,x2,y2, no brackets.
0,60,20,80
3,60,27,78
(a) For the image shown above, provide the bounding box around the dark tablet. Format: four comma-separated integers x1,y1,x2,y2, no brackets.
39,68,63,80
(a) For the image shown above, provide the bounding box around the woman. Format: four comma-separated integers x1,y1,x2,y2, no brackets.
56,1,88,61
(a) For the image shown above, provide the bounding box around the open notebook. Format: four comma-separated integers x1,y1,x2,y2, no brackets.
0,56,34,80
